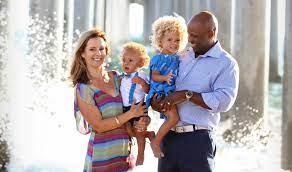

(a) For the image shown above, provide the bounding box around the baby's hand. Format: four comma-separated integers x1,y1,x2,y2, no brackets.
132,76,145,85
165,70,174,85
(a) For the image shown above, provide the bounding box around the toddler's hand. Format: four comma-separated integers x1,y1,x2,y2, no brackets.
132,76,145,85
165,70,174,85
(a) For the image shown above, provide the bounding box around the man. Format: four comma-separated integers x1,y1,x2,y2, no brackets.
151,11,239,172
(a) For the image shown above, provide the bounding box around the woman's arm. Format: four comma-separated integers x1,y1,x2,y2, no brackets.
77,91,146,133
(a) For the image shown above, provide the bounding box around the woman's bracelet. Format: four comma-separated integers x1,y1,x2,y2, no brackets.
114,116,121,125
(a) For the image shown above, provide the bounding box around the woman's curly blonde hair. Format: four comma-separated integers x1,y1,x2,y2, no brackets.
150,15,188,52
121,42,150,68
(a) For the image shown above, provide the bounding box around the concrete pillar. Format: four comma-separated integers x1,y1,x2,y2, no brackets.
63,0,74,53
282,0,292,170
93,0,106,30
73,0,94,34
185,0,199,21
0,0,8,97
269,0,281,82
156,0,173,16
143,0,156,42
105,0,130,45
0,1,9,169
209,0,232,52
173,0,187,18
228,0,270,139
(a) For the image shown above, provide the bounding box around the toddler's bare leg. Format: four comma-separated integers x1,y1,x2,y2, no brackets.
151,106,179,158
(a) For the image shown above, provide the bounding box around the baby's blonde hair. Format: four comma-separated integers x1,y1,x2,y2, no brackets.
150,15,188,52
121,42,150,68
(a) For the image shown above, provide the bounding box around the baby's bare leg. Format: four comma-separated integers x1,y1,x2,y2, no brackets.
135,130,146,166
151,106,179,158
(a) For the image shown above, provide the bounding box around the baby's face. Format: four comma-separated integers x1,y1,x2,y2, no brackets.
121,50,142,74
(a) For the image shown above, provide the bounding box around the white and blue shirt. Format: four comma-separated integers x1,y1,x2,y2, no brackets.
120,71,149,107
176,41,239,129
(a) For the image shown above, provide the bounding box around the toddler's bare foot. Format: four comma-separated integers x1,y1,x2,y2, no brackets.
135,154,144,166
150,140,164,158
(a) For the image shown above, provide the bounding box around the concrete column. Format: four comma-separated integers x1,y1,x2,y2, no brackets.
93,0,106,30
73,0,94,34
269,0,281,82
282,0,292,170
0,0,8,97
143,0,156,42
64,0,74,53
156,0,173,16
228,0,270,138
105,0,130,45
0,1,9,169
209,0,232,52
173,0,187,18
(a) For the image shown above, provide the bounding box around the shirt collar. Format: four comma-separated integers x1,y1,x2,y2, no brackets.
122,71,138,78
191,41,222,59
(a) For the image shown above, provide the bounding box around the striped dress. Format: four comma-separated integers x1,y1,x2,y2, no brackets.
74,71,133,172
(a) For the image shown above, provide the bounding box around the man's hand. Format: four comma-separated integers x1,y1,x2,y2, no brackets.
159,91,186,111
150,94,165,112
150,91,186,112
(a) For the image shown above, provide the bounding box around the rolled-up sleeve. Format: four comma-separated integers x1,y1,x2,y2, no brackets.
201,60,239,113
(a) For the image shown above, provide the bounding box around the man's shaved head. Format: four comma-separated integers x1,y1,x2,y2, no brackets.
189,11,218,37
187,11,218,56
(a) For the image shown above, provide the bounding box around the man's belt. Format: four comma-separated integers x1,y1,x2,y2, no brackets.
171,124,209,133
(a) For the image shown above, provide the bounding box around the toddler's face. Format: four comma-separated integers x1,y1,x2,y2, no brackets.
160,31,180,54
121,50,142,74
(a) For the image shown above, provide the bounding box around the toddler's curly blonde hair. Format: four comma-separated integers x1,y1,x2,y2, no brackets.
150,15,188,52
121,42,150,68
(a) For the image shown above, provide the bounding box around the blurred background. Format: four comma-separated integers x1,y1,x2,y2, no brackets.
0,0,291,171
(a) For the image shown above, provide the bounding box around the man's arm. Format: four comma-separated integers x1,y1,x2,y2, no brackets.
159,91,211,112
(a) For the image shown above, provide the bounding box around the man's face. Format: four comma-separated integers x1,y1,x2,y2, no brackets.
187,21,211,55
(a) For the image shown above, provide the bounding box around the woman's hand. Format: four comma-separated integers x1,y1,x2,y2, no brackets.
129,100,148,118
134,116,151,132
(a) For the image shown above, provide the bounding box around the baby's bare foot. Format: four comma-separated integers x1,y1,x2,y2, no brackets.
150,141,164,158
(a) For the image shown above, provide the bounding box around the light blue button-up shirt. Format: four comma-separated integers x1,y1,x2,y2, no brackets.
175,41,239,129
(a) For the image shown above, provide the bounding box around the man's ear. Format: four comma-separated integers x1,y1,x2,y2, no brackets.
208,29,214,39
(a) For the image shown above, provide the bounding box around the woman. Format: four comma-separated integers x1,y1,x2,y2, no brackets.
70,28,147,172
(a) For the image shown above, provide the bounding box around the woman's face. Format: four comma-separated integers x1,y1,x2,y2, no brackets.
81,37,107,68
